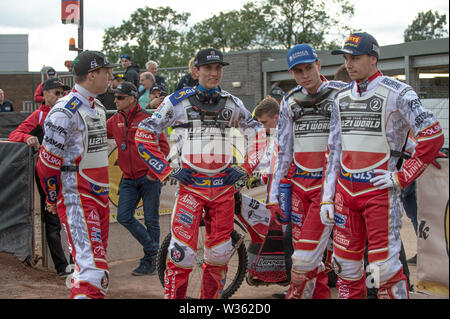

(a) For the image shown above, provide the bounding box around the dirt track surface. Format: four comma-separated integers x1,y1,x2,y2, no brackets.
0,214,446,299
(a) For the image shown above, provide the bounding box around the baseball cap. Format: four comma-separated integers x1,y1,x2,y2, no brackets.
151,85,167,95
287,44,319,70
42,78,70,91
72,50,119,76
194,48,229,67
331,32,380,59
114,81,138,98
47,68,56,76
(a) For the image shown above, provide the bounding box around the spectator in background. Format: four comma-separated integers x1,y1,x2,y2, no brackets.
175,57,199,91
147,85,167,110
9,78,73,277
97,72,124,110
145,60,166,90
138,72,155,109
107,81,170,276
34,68,58,104
0,88,13,112
334,63,352,83
121,54,140,89
268,86,285,105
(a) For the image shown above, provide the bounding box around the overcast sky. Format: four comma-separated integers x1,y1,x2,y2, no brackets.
0,0,448,71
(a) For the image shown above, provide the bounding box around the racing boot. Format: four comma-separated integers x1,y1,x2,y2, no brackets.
312,269,331,299
336,275,367,299
200,263,228,299
286,268,318,299
164,259,192,299
377,269,409,299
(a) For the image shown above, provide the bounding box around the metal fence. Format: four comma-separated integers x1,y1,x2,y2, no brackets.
22,66,188,112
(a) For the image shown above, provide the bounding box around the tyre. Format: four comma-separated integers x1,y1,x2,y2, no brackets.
156,228,248,299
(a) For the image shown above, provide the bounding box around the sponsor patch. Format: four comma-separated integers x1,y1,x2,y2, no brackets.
345,35,360,47
91,226,102,243
334,212,347,229
291,212,303,227
40,147,63,167
90,183,109,196
64,96,83,114
193,176,226,188
179,194,200,210
137,143,167,174
44,176,58,203
339,168,375,183
169,87,196,106
101,271,109,290
135,129,156,142
292,167,323,179
170,242,185,263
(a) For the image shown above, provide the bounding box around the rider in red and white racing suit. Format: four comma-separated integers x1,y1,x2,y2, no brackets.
135,48,266,299
36,51,117,299
321,33,444,299
266,44,347,299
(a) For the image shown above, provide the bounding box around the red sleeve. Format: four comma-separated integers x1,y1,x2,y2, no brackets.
396,121,444,188
8,110,40,143
135,127,174,181
34,83,44,104
36,146,63,205
106,116,114,139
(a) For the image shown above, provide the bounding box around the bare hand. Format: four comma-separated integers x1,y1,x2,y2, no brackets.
46,204,57,215
149,96,164,109
26,136,40,148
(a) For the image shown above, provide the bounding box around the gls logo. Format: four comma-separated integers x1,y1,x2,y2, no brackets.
137,143,166,174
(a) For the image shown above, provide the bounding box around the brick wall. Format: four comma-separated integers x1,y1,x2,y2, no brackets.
222,50,285,111
0,73,41,111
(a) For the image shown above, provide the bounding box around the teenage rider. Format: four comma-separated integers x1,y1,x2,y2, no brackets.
266,44,347,299
135,48,266,299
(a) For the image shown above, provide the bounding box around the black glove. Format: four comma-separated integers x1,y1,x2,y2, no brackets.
170,168,196,185
222,166,249,185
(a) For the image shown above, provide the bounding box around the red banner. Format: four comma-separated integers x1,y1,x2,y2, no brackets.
61,0,80,25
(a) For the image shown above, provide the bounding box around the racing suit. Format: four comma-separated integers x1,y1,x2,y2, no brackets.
267,78,347,299
36,84,110,299
135,86,266,299
321,72,444,299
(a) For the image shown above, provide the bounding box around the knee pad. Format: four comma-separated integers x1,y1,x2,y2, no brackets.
291,250,321,272
204,239,233,266
367,256,403,287
168,238,196,268
332,255,364,281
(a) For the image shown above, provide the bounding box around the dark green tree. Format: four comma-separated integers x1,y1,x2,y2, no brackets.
404,10,448,42
188,2,269,52
260,0,355,50
102,6,195,68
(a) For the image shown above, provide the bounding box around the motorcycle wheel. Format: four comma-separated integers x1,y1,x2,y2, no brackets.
157,228,248,299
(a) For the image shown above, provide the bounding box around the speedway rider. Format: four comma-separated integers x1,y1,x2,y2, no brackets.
36,50,119,298
266,44,347,299
135,48,267,299
320,32,444,298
